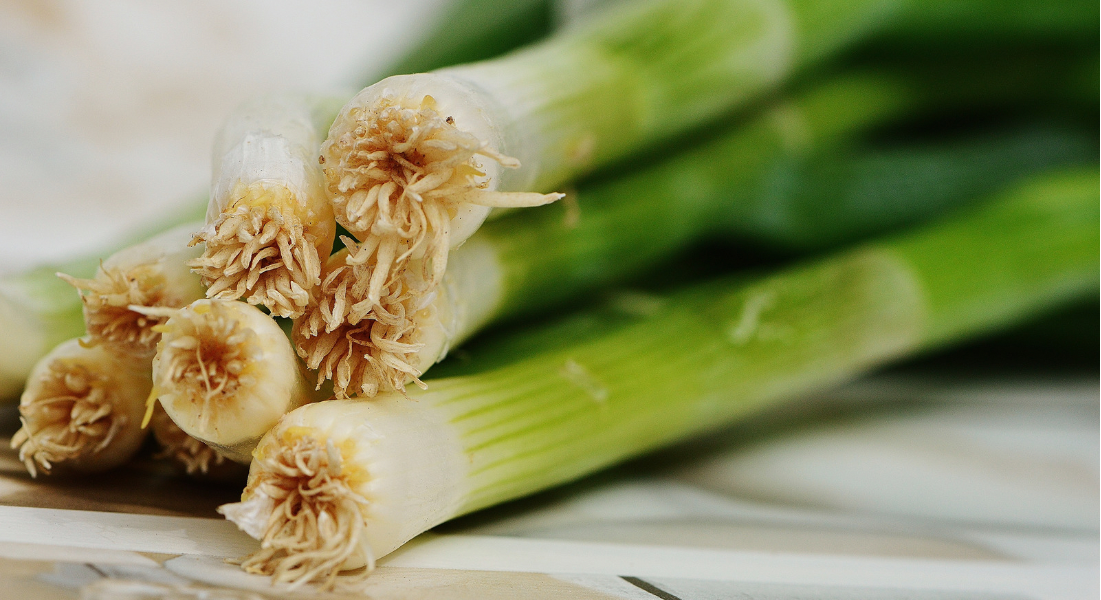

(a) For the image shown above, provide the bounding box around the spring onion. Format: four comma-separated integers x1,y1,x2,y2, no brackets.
324,0,1097,312
301,67,1095,398
11,339,153,477
310,0,1093,397
304,71,893,397
54,222,206,356
150,299,325,463
188,95,344,319
221,167,1099,588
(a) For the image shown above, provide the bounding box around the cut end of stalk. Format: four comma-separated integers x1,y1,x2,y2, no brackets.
189,182,325,318
293,255,426,399
221,432,373,591
321,90,556,314
148,405,226,476
11,355,125,477
156,302,262,432
58,266,169,356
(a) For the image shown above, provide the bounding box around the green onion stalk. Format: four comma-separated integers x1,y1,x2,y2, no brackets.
319,0,906,323
222,167,1099,589
297,64,1095,399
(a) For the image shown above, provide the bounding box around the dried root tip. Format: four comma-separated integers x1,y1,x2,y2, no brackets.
321,91,555,315
11,356,123,477
58,267,169,355
293,320,426,400
225,434,373,591
148,405,226,476
294,256,427,399
157,303,260,432
190,182,326,319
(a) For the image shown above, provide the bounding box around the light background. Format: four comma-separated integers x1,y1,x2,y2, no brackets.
0,0,441,274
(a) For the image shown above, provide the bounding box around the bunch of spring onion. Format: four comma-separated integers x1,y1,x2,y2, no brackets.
219,167,1099,589
11,224,206,476
305,0,1100,399
2,0,1093,484
1,0,1089,402
154,37,1098,458
0,0,560,401
311,0,908,382
294,59,1095,400
161,105,1093,465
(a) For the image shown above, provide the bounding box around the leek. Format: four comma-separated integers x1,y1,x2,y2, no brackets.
222,167,1099,588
